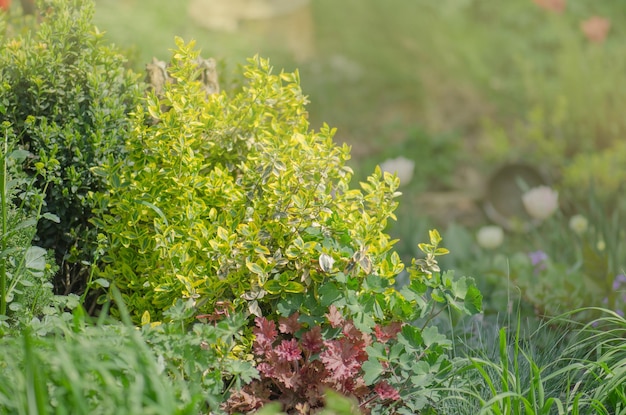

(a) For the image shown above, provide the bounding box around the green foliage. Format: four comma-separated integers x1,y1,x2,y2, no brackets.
0,292,257,414
568,311,626,415
349,230,482,413
440,310,626,415
92,38,484,413
0,321,197,414
95,38,407,323
562,141,626,202
0,124,57,329
0,0,142,294
362,323,453,413
141,298,258,411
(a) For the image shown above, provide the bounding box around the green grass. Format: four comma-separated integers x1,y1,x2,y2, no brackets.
432,309,626,414
0,318,198,415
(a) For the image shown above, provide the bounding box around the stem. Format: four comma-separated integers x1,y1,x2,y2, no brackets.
79,254,98,306
421,305,445,331
0,131,7,316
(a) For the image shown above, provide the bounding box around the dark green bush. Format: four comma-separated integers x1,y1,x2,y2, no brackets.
0,0,142,296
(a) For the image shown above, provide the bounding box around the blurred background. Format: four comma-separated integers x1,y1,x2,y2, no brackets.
91,0,625,317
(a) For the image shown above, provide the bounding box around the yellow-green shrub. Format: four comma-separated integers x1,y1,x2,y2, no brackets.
94,39,406,322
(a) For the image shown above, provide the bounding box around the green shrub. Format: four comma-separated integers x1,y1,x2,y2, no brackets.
0,0,142,296
93,37,406,322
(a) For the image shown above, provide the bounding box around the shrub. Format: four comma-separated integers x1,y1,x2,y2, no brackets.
94,37,406,323
0,0,142,296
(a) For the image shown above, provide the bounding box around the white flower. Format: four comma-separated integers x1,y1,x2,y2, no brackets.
522,186,559,221
569,214,588,235
476,225,504,250
379,156,415,187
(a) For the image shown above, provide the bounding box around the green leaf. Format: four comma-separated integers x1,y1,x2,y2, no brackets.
362,359,385,385
276,294,303,316
431,289,445,303
9,302,23,311
421,326,449,348
464,284,483,315
9,149,31,162
25,246,47,275
351,311,376,332
398,325,424,351
94,278,110,288
137,200,169,226
254,403,286,415
91,166,108,177
321,390,361,415
365,343,387,360
42,212,60,223
217,226,230,241
363,274,388,292
282,281,305,293
429,229,442,246
448,273,467,296
264,279,282,295
246,260,266,277
318,282,342,307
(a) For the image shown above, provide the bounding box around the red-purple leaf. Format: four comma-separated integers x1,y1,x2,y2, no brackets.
279,312,302,334
320,339,361,381
374,321,403,343
301,326,324,354
374,380,401,401
253,316,278,355
275,339,302,362
325,305,345,328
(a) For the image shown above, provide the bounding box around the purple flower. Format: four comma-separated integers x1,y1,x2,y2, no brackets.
612,274,626,291
617,309,625,318
528,250,548,272
529,250,548,265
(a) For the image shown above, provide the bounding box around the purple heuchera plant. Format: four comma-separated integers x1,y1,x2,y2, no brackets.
223,306,402,414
